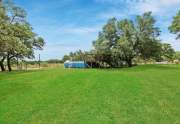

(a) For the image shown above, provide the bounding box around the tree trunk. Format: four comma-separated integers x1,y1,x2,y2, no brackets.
0,61,5,71
0,57,6,72
127,59,132,67
7,56,12,72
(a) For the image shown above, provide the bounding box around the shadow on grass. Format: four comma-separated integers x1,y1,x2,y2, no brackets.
94,64,180,71
0,69,46,77
135,64,180,70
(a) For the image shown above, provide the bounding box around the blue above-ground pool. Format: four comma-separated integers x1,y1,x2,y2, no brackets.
64,61,88,68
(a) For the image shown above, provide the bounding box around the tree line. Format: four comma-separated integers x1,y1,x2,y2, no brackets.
0,0,45,71
0,0,179,71
63,11,180,68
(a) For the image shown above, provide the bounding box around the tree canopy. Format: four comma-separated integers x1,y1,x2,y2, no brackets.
169,10,180,39
92,12,162,67
0,0,45,71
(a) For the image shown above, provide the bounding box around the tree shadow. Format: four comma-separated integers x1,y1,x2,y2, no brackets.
0,69,45,76
94,64,180,71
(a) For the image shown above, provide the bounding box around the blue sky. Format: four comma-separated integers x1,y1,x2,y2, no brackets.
13,0,180,60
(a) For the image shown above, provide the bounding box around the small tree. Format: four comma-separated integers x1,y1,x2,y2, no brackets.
0,1,45,71
161,43,175,61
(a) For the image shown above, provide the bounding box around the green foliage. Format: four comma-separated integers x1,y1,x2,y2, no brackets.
0,0,45,71
65,50,86,61
175,51,180,60
115,19,137,67
62,55,71,62
136,12,161,60
169,10,180,39
93,12,162,67
161,43,175,61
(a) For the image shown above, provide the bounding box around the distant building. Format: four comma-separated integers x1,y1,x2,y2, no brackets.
64,60,89,68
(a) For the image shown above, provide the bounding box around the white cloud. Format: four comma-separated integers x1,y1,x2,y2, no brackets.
96,0,180,21
159,0,180,6
130,0,180,15
95,0,146,4
96,0,180,6
97,10,127,20
61,26,100,34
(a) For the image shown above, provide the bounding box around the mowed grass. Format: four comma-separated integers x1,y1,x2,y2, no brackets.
0,65,180,124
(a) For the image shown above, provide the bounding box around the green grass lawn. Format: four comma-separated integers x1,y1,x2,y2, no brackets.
0,65,180,124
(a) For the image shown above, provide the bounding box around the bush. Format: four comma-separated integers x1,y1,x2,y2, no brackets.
41,62,49,67
174,60,179,64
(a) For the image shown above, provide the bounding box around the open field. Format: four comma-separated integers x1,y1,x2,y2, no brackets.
0,65,180,124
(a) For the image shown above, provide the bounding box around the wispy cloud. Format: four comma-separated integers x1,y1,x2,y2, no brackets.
96,10,128,20
32,24,101,60
95,0,146,4
59,25,101,35
129,0,180,15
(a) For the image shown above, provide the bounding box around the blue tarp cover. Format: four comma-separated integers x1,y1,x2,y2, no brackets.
64,61,88,68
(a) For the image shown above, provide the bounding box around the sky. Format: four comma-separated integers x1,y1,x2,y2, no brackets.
13,0,180,60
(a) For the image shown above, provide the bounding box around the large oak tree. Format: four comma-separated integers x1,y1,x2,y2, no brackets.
93,12,161,67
